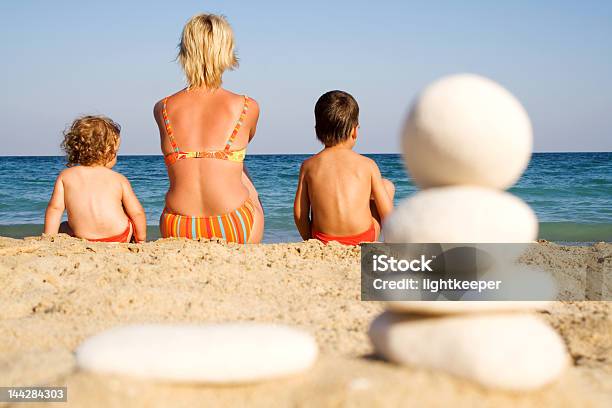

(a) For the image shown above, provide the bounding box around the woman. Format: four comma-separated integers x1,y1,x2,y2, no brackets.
155,13,264,243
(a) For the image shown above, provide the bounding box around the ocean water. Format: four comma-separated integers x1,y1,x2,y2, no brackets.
0,153,610,243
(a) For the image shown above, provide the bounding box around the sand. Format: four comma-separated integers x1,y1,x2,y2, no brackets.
0,235,610,407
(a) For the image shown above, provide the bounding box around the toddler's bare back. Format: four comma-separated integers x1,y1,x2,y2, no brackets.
60,166,130,239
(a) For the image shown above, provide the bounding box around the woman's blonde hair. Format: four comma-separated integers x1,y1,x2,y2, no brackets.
61,116,121,167
178,13,238,89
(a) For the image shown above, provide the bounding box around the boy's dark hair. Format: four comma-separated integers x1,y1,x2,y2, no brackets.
314,90,359,146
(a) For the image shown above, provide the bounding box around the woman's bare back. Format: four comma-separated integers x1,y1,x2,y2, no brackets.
155,88,259,217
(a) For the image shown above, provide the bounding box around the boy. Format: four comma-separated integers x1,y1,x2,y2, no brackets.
44,116,146,243
294,90,395,245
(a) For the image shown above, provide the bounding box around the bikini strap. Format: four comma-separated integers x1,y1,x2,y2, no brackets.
224,95,250,151
162,97,179,152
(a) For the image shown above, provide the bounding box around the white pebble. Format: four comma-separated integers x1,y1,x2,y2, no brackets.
76,323,318,383
369,312,569,390
383,186,538,244
402,74,532,189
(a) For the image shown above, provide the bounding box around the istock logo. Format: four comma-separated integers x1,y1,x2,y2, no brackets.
372,254,435,272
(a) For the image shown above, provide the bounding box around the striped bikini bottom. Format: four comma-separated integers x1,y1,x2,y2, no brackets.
160,199,255,243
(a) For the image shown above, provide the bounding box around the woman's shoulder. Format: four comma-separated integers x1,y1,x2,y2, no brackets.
153,89,187,114
153,99,164,119
220,90,260,123
221,88,258,106
245,94,259,110
152,93,173,120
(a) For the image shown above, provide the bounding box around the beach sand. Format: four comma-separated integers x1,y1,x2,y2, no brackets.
0,236,610,407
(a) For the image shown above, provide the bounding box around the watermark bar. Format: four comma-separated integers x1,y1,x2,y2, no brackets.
360,243,610,301
0,387,67,402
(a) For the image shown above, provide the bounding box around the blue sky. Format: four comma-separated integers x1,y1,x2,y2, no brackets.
1,0,610,155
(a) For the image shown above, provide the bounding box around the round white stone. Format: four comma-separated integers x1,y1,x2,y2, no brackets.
383,186,538,244
402,73,532,189
76,323,318,383
369,312,569,390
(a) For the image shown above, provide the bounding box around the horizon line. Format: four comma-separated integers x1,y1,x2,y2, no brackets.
1,151,611,158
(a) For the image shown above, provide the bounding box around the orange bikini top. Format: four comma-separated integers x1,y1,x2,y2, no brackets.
163,95,250,166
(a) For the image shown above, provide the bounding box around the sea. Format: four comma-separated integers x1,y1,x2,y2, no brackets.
0,153,610,244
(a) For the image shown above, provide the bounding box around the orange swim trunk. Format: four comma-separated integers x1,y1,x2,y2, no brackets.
160,199,255,243
311,222,376,246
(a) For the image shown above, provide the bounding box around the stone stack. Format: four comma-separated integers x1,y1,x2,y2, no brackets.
369,74,570,390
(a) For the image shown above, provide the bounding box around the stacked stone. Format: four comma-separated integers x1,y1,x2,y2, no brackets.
369,74,570,390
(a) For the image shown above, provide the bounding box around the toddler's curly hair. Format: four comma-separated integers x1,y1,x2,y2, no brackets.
61,116,121,167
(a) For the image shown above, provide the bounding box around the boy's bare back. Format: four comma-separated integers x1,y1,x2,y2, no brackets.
300,148,381,236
